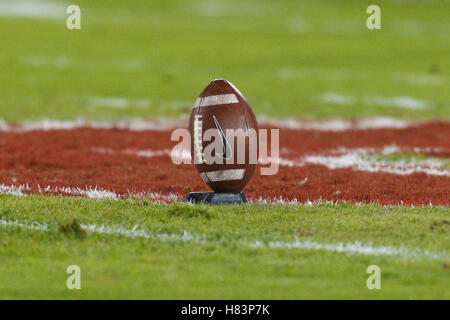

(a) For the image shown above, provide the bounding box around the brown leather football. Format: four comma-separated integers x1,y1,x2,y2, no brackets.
189,79,259,193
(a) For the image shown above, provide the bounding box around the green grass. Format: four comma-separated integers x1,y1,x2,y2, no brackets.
1,0,449,300
0,195,449,299
366,152,450,168
0,0,449,121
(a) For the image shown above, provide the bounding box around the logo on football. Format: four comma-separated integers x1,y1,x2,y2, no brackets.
188,79,259,193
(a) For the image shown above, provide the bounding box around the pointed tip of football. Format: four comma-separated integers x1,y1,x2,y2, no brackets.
200,79,236,97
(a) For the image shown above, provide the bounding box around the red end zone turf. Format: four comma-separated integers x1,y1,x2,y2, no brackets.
0,121,448,206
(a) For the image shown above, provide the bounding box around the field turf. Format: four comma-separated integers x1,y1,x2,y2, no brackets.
1,195,449,299
0,0,449,299
0,0,449,121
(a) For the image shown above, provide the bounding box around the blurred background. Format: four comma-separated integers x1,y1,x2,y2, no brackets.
0,0,448,121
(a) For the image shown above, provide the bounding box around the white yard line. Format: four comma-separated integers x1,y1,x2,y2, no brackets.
0,219,200,242
1,142,447,205
287,17,449,38
56,186,118,199
249,197,334,206
20,55,146,72
118,144,450,177
0,184,28,196
276,144,450,177
192,1,281,17
319,92,433,110
125,191,181,202
124,149,171,158
26,185,120,199
258,116,417,131
88,97,151,109
0,0,66,19
0,183,183,202
378,144,444,155
320,92,357,105
368,95,433,110
93,148,178,160
0,118,189,132
0,183,442,207
250,239,445,260
293,154,450,176
396,73,444,86
0,218,446,260
0,117,425,132
277,67,446,87
82,224,198,242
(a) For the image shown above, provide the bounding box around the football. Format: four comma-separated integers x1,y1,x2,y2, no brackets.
188,79,259,193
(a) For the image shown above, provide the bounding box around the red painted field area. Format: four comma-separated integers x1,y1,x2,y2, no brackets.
0,120,449,206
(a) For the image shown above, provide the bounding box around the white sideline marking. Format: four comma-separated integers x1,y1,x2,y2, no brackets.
250,197,322,205
200,169,245,183
369,96,432,110
0,219,446,260
21,55,71,69
277,144,450,177
94,143,449,177
0,184,27,196
278,67,446,87
0,184,443,207
298,154,450,176
396,73,443,86
38,185,118,199
117,147,192,163
93,148,181,161
20,55,146,72
126,191,181,202
88,97,151,109
320,92,357,105
118,144,449,177
0,118,189,132
258,117,417,131
0,117,424,132
0,184,182,203
287,18,450,39
319,92,433,110
312,145,445,158
125,149,170,158
193,1,281,17
194,94,239,107
0,219,199,242
250,239,445,260
57,186,118,199
0,0,65,19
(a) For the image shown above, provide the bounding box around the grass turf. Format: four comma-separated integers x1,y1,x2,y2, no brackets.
0,0,449,121
1,0,449,300
366,152,450,169
0,194,449,299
